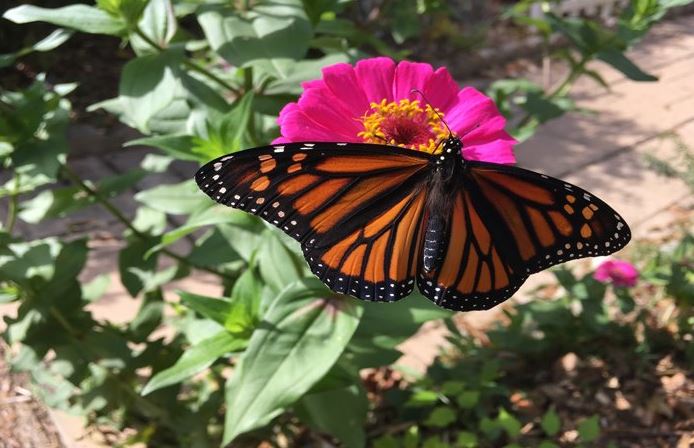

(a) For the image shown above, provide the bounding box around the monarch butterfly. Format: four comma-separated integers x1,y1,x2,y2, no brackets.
195,136,630,311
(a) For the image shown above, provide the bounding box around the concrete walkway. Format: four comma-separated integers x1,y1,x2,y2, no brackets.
1,14,693,448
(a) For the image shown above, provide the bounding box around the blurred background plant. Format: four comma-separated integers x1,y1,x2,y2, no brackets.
0,0,692,447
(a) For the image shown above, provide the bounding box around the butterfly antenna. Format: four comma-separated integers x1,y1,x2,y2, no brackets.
410,88,453,138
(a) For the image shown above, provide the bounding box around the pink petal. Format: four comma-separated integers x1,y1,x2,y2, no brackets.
296,85,363,138
280,101,356,141
392,60,434,101
463,131,516,164
423,67,461,113
272,135,292,144
322,63,370,118
277,102,299,127
446,87,502,136
355,57,396,103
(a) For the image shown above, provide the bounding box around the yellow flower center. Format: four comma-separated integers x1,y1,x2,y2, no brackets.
358,99,451,153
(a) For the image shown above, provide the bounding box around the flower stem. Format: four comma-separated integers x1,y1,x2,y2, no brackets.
60,164,231,280
133,27,241,97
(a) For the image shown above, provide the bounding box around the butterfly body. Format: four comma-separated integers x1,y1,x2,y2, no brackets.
196,137,631,311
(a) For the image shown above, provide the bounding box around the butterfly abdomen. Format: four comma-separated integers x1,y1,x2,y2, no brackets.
423,213,446,272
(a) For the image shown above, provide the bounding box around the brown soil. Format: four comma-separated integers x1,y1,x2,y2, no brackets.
0,343,64,448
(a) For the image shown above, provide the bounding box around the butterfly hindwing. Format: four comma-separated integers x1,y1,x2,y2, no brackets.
196,142,432,302
419,161,631,311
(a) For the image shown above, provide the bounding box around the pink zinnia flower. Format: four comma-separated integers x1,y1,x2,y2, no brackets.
593,259,639,288
275,57,516,164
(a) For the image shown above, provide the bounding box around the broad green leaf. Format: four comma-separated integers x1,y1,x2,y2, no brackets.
596,48,658,81
198,0,312,70
538,441,560,448
186,228,243,267
3,5,125,35
179,292,233,326
261,53,347,92
299,384,368,448
498,407,522,438
0,239,62,286
456,431,478,448
129,294,164,341
126,134,199,161
457,390,480,409
223,279,362,444
119,236,159,296
227,268,262,331
216,217,266,261
192,92,254,159
407,390,439,407
257,230,304,293
135,180,207,215
82,275,110,302
138,0,177,47
119,51,181,132
577,415,600,442
541,407,561,436
19,169,145,223
424,406,456,428
145,205,240,255
142,330,244,395
355,292,451,340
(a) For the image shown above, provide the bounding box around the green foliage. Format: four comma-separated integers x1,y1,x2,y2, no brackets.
1,0,691,446
372,236,691,446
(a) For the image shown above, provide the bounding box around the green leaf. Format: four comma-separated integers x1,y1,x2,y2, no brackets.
142,330,244,395
119,51,181,132
223,278,362,444
407,390,439,407
82,275,110,302
138,0,177,47
3,4,126,35
596,48,658,81
126,134,198,161
541,407,561,436
299,384,368,448
257,230,304,293
198,0,312,70
135,179,207,215
179,292,233,326
456,431,478,448
498,407,522,439
19,169,145,223
145,205,241,255
424,406,456,428
538,442,560,448
192,91,254,159
578,415,600,442
0,29,73,68
119,236,158,296
457,390,480,409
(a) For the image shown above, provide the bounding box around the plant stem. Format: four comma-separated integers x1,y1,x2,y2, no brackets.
133,27,242,97
5,174,20,234
60,164,231,279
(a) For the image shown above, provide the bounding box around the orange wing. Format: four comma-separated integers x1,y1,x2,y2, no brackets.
196,142,432,302
419,162,631,311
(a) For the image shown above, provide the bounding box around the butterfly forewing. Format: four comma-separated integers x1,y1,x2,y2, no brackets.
418,161,631,311
195,142,432,302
